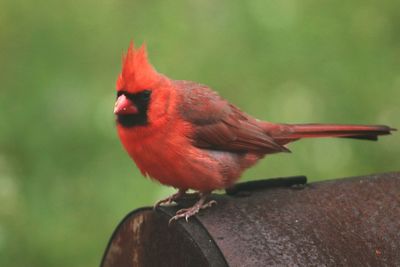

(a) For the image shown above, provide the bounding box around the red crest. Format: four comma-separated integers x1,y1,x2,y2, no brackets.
117,42,160,93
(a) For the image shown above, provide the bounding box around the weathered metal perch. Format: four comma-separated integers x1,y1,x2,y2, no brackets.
101,172,400,267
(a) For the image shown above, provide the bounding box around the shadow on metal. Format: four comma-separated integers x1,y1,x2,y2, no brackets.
101,172,400,267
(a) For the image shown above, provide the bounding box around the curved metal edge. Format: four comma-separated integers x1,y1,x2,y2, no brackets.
99,206,228,267
99,207,150,267
156,206,229,267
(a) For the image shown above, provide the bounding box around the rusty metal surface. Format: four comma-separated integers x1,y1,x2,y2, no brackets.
193,172,400,267
101,208,227,267
101,172,400,267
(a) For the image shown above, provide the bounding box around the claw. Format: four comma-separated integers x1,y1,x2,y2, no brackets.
154,189,187,210
154,198,172,209
203,200,217,208
168,193,216,225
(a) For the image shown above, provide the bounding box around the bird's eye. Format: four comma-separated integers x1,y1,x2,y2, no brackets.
141,90,152,99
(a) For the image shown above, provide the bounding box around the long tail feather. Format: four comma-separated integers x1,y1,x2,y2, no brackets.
282,123,395,141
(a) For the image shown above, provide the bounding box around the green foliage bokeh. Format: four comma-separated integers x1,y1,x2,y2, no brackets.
0,1,399,266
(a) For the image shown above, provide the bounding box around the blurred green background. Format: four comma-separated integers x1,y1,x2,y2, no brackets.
0,0,399,266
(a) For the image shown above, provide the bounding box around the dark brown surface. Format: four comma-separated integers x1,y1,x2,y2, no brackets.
101,172,400,267
101,208,227,267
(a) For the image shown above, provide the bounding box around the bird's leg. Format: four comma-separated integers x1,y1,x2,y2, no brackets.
169,192,217,224
154,188,187,209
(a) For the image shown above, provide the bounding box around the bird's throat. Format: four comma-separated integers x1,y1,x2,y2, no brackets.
117,113,148,128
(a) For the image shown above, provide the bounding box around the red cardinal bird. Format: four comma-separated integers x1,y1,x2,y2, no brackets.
114,43,395,222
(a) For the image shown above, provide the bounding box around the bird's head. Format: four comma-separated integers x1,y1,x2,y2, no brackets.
114,42,170,128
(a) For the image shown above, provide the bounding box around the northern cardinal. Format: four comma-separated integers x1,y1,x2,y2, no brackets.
114,43,395,222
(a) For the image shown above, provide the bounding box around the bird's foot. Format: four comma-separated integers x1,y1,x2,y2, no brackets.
154,189,187,209
169,193,216,224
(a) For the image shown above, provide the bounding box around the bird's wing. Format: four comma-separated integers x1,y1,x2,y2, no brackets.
176,81,289,153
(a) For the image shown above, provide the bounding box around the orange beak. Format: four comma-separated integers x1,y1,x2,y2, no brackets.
114,95,138,115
